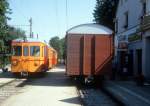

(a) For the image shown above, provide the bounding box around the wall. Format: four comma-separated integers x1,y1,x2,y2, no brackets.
128,40,143,75
116,0,143,35
147,0,150,14
143,29,150,79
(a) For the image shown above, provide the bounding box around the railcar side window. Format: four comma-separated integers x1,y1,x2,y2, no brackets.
23,46,29,56
13,46,22,56
44,46,47,57
30,46,40,57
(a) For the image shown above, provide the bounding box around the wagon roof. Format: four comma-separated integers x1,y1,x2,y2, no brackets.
66,23,113,35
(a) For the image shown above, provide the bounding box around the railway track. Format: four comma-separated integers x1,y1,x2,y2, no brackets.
76,82,124,106
0,79,27,104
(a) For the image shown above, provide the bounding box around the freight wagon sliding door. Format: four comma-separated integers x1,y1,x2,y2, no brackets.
66,35,83,76
94,35,113,75
83,35,94,76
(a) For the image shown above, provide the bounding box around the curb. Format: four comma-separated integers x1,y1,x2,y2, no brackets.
0,79,15,88
103,81,150,106
102,85,125,106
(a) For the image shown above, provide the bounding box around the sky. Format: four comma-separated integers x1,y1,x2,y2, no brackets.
8,0,96,42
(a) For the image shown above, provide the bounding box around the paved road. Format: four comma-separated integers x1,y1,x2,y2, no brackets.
1,66,81,106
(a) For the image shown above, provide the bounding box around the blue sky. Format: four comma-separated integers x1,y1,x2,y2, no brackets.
8,0,96,42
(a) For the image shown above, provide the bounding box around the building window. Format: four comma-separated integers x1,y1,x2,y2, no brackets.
120,0,123,5
120,0,127,6
143,2,146,15
115,19,118,33
124,12,128,29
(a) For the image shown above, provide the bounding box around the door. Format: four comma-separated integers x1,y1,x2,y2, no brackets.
22,46,29,72
128,50,133,76
30,45,41,72
137,49,142,75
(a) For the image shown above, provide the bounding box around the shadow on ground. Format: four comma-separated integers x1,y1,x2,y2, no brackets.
22,65,75,87
59,97,81,105
0,71,14,78
0,65,75,87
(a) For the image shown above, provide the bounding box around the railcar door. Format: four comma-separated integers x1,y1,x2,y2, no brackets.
43,46,48,70
29,45,41,72
22,46,29,72
11,45,23,73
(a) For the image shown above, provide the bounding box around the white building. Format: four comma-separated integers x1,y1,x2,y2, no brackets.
115,0,150,80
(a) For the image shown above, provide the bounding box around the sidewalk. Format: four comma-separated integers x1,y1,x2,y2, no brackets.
0,65,15,87
103,80,150,106
0,78,15,87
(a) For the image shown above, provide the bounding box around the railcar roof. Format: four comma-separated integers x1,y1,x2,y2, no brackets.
12,38,55,49
13,38,44,43
12,38,51,46
67,23,113,35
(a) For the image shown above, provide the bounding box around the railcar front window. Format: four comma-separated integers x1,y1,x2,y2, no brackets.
13,46,22,56
23,46,29,56
30,46,40,57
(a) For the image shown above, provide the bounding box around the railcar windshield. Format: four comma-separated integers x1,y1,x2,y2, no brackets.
30,46,40,57
23,46,29,56
13,46,22,56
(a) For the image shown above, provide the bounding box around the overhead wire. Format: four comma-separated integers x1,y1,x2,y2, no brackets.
66,0,68,31
55,0,60,36
8,0,31,37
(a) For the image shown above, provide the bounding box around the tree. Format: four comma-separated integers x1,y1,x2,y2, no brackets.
0,0,11,52
0,0,26,53
49,36,66,60
0,0,26,67
93,0,119,30
60,38,66,60
7,26,26,40
49,36,61,59
0,0,11,37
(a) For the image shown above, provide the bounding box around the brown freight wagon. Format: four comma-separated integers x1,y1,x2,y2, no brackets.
66,23,113,81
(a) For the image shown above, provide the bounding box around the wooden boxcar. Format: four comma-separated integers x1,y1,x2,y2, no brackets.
66,23,113,81
11,38,57,76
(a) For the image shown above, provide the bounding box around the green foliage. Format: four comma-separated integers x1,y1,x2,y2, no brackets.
60,38,66,59
0,0,26,53
7,26,26,40
0,0,26,67
0,0,10,51
93,0,119,30
0,0,11,37
49,36,66,59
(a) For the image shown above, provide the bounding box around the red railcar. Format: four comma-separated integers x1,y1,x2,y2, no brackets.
66,24,113,81
52,49,57,66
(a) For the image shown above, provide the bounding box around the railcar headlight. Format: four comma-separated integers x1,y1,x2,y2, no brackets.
34,63,38,66
12,60,18,66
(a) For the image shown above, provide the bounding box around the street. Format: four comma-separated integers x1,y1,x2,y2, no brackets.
1,66,81,106
1,65,150,106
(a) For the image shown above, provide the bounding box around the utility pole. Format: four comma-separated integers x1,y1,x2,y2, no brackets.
29,18,32,38
66,0,68,30
37,34,38,39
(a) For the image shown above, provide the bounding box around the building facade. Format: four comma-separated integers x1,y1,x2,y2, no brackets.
115,0,150,80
